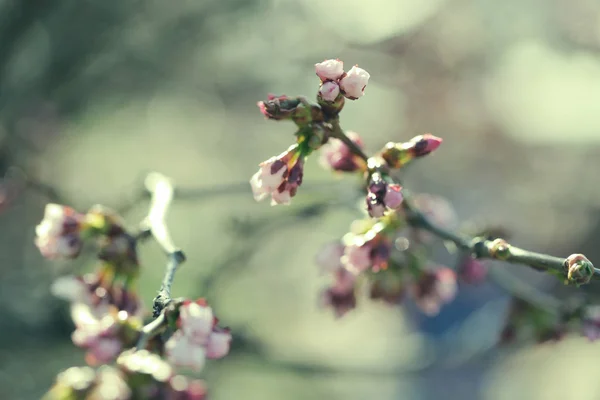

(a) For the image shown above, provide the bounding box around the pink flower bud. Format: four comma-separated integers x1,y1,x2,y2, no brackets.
339,65,370,99
319,81,340,102
315,59,344,81
343,235,391,273
383,184,404,210
165,332,207,371
320,268,357,318
35,203,84,259
410,268,457,316
365,173,403,217
319,131,366,173
205,329,232,359
179,301,215,344
410,134,443,157
250,145,305,206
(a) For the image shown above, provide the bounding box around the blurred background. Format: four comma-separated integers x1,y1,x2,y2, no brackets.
2,0,600,398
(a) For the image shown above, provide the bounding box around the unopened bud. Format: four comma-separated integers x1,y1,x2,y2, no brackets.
257,94,302,121
409,134,443,157
489,238,511,260
564,254,594,285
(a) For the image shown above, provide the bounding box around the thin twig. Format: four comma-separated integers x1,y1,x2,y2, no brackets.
141,172,186,316
136,311,166,350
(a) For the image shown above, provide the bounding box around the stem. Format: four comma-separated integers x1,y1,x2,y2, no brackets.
141,172,187,317
136,312,167,350
329,121,369,161
402,190,599,280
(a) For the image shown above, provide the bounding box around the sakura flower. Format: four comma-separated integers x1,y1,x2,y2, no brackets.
117,349,174,387
178,300,215,343
90,366,132,400
51,273,141,318
168,375,208,400
321,267,357,318
166,299,232,371
410,267,457,316
318,81,340,102
205,328,232,359
343,234,392,273
315,59,344,81
35,203,84,259
165,332,207,371
70,304,125,365
365,172,403,218
582,306,600,341
319,131,366,173
250,145,305,206
339,65,370,99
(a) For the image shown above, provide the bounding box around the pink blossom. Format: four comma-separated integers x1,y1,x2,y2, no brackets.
167,299,231,370
71,304,124,365
321,267,357,318
179,300,215,344
339,65,370,99
92,366,132,400
410,268,457,316
319,81,340,102
319,131,365,173
51,273,141,318
168,375,208,400
409,134,443,157
365,173,404,217
35,203,84,259
205,329,232,359
315,59,344,81
165,332,207,371
343,236,391,273
250,146,304,206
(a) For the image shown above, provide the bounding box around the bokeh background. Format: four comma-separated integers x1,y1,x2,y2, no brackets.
2,0,600,399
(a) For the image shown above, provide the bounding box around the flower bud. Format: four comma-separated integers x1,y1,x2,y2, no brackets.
489,238,511,260
35,204,85,259
319,131,366,173
250,145,305,206
409,267,457,316
564,253,594,285
315,59,344,81
339,65,370,99
257,94,302,121
409,134,443,157
365,172,403,218
319,81,340,102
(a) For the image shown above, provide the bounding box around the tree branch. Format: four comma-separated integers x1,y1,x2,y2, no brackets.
141,172,186,317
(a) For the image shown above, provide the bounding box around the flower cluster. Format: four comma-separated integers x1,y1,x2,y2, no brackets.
315,59,370,102
316,214,458,318
165,299,232,371
45,352,208,400
37,196,231,399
